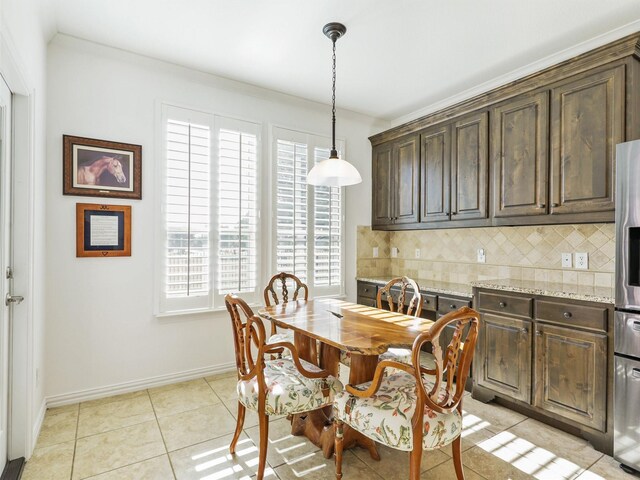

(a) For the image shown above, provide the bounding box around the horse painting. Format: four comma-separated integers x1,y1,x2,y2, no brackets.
77,156,127,186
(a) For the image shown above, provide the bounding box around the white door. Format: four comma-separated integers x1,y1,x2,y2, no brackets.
0,75,13,471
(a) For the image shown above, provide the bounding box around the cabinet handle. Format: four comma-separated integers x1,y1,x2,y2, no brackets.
563,311,572,319
521,328,528,334
499,302,507,308
451,212,458,216
536,203,545,209
551,203,559,207
632,368,640,378
536,330,543,336
450,304,456,309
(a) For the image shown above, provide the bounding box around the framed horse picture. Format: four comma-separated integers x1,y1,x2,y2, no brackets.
63,135,142,199
76,203,132,257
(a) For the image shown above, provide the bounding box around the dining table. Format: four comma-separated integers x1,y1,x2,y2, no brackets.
257,298,435,460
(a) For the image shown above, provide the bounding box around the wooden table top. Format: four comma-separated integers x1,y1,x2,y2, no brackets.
258,299,435,355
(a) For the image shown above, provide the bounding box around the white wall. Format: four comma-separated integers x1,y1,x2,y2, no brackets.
0,0,51,457
45,34,388,400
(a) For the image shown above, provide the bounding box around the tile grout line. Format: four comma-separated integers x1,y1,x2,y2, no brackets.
147,388,178,479
69,403,80,480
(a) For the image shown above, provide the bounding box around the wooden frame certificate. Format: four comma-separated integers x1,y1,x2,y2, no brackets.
76,203,131,257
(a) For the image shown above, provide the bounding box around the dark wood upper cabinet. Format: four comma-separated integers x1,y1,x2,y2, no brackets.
451,111,489,221
550,64,624,216
371,143,393,226
420,124,451,223
393,135,420,225
492,91,549,218
534,323,607,432
371,135,419,228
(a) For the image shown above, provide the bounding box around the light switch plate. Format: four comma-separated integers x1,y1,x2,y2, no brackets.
561,253,572,268
415,248,421,259
373,247,379,258
477,248,486,263
575,252,588,270
391,247,398,258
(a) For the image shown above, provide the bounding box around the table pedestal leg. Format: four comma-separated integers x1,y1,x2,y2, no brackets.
289,345,380,460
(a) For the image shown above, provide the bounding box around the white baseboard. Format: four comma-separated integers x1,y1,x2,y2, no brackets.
45,363,236,408
31,399,46,456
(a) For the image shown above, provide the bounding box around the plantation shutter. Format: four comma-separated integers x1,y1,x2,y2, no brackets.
217,118,260,296
164,111,212,312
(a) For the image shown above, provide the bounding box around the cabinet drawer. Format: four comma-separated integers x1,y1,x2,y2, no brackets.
437,295,472,314
357,297,377,308
357,282,378,300
422,293,437,312
478,292,533,318
535,300,607,332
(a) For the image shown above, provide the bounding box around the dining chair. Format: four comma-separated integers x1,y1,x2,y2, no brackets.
225,293,342,480
340,276,422,368
263,272,309,347
333,306,480,480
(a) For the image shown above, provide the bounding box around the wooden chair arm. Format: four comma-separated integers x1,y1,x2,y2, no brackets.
262,342,331,379
345,359,415,398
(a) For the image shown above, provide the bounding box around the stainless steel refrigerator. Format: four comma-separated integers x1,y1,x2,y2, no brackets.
614,140,640,473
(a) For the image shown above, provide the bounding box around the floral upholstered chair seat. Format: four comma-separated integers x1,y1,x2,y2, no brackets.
333,370,461,451
266,330,295,356
238,358,343,416
339,348,412,367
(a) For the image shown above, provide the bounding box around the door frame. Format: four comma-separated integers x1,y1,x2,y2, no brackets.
0,29,37,460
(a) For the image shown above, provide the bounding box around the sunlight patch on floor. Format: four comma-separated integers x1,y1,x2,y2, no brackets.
478,431,585,480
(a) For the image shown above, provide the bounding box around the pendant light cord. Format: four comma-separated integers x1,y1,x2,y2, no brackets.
331,36,338,158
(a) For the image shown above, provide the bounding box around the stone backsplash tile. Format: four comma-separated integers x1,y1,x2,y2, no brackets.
356,224,615,288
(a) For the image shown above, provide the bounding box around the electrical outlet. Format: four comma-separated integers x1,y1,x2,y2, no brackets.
477,248,486,263
575,252,589,270
561,253,572,268
415,248,421,259
372,247,379,258
391,247,398,258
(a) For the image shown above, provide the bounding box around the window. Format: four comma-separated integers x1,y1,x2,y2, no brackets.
159,105,260,314
273,127,345,296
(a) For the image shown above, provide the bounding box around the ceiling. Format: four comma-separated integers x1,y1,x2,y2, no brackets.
47,0,640,120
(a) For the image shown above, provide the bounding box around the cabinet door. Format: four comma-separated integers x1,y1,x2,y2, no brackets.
476,313,532,403
550,65,624,215
451,112,489,220
534,323,607,431
492,92,549,218
420,124,451,223
372,143,394,226
393,135,420,224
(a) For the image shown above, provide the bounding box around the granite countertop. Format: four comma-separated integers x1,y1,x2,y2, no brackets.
356,276,473,299
356,276,614,304
470,278,615,304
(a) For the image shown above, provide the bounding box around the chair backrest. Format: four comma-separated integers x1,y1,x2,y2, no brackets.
225,293,267,378
412,306,479,414
377,276,422,316
264,272,309,306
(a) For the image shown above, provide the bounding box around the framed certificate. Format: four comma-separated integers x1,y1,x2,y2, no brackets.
76,203,132,257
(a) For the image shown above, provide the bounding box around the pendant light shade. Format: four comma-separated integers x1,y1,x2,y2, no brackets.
307,22,362,187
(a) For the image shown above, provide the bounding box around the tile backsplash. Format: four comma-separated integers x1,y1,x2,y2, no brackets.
356,224,615,288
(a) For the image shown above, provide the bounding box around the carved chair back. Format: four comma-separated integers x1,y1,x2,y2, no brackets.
412,306,479,415
225,294,267,379
376,276,423,316
263,272,309,307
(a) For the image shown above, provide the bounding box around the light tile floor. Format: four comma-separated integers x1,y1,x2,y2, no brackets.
22,372,639,480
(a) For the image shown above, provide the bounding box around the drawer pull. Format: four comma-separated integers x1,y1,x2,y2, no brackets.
536,330,542,336
499,302,507,308
633,368,640,378
633,321,640,331
563,311,572,319
551,202,559,207
450,304,456,309
536,203,545,209
520,328,528,334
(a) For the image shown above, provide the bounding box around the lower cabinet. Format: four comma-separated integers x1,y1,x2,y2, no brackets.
534,323,607,431
476,313,532,403
474,287,612,450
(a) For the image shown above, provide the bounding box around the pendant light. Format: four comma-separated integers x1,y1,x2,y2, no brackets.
307,22,362,187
